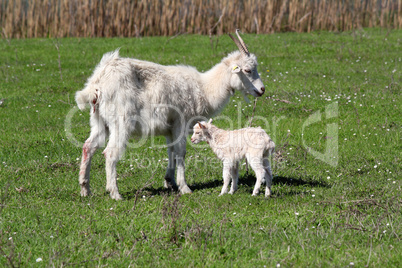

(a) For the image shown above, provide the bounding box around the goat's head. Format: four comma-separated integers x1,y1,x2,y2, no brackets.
228,30,265,98
190,119,212,144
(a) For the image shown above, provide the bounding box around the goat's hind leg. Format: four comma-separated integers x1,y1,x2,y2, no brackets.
79,113,106,197
103,122,128,200
263,158,273,197
248,156,265,196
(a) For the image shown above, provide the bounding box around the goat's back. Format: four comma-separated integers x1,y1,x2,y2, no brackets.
76,50,210,136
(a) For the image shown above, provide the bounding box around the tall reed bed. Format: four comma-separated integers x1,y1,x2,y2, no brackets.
1,0,401,38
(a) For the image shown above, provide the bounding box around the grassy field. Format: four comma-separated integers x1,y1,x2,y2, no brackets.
0,29,401,267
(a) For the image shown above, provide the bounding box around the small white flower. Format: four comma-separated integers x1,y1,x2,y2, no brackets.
295,212,299,216
9,237,12,240
383,230,386,233
350,262,354,266
312,195,315,197
36,258,43,262
233,212,236,215
374,165,377,169
110,207,113,210
327,176,330,179
50,235,54,238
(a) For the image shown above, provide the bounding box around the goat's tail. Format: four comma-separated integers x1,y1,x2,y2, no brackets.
75,86,98,111
75,49,120,111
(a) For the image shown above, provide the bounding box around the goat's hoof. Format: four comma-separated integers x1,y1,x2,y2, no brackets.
164,179,178,191
80,188,91,197
179,185,192,194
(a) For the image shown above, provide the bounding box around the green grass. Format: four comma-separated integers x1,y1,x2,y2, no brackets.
0,29,401,267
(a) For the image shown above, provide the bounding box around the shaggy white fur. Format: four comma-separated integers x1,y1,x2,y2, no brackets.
75,34,265,200
191,120,275,197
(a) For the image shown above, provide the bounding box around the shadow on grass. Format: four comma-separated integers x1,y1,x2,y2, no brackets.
123,172,330,199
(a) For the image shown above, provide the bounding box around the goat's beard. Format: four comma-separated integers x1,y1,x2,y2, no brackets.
241,91,251,103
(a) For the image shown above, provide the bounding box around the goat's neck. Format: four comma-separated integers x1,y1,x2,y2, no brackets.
201,62,233,116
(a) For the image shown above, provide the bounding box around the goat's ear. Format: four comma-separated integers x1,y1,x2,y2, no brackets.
231,65,241,73
198,122,206,129
208,118,213,124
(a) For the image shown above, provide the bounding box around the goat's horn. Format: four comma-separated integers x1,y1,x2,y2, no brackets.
229,31,249,57
235,29,250,55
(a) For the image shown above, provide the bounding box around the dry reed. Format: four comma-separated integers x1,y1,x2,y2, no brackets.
0,0,400,39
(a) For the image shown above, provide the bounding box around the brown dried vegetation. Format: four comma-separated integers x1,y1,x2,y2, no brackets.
1,0,401,38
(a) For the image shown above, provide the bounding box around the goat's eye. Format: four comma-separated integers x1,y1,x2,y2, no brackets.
244,69,251,74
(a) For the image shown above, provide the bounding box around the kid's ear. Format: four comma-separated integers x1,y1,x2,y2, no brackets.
231,65,241,73
198,122,206,129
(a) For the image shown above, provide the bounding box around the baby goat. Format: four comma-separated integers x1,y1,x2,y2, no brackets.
191,119,275,197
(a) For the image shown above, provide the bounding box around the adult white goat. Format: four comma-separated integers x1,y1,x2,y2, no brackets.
191,119,275,197
75,30,265,200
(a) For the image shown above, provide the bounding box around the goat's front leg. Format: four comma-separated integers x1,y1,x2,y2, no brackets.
229,162,239,194
173,135,192,194
164,136,178,191
220,162,232,196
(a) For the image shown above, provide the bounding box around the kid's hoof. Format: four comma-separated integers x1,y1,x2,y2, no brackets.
110,191,123,200
179,185,192,194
